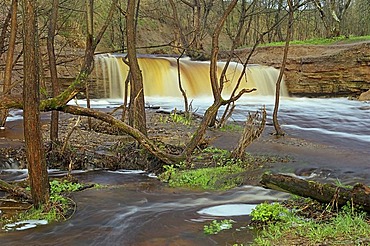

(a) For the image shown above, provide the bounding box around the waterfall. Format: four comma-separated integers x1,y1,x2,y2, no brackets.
94,54,288,99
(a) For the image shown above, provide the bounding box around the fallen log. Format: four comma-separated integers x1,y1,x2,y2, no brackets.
260,173,370,212
0,179,32,201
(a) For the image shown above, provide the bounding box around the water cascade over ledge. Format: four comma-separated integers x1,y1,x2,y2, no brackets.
94,54,288,99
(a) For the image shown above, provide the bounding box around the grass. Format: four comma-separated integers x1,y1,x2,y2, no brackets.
159,147,291,190
1,179,84,231
159,146,248,190
219,123,244,132
262,35,370,46
251,201,370,246
159,163,244,190
157,109,193,126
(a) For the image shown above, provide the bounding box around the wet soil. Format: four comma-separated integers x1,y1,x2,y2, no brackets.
0,107,369,187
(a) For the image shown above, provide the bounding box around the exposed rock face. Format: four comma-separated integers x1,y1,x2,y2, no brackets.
240,42,370,97
359,89,370,101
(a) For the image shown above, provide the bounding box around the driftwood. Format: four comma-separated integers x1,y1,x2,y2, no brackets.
231,107,266,159
261,173,370,212
0,179,32,201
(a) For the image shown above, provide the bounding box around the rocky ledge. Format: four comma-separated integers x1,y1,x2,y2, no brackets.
238,41,370,98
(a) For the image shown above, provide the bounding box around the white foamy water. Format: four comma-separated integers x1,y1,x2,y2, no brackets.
3,220,48,231
145,96,370,152
197,204,257,216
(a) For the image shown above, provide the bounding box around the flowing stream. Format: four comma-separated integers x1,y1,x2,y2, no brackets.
0,170,289,246
1,55,369,245
2,96,368,245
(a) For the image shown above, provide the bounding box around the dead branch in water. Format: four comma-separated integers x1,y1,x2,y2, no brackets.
0,179,31,201
61,116,82,154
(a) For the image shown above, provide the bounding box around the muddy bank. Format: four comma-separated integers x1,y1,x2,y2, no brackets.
1,108,369,186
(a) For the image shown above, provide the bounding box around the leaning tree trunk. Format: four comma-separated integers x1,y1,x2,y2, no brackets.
22,0,50,207
183,0,238,156
261,173,370,212
0,179,31,201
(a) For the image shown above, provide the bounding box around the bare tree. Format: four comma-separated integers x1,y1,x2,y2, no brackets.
166,0,214,58
0,2,12,56
272,0,295,136
22,0,50,207
176,49,190,114
127,0,147,135
312,0,352,37
183,0,239,156
47,0,60,147
0,0,18,129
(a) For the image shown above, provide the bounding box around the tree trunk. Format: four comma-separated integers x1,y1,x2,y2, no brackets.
22,0,50,207
273,0,294,136
0,4,12,55
261,173,370,212
176,50,189,114
126,0,147,136
47,0,60,146
0,0,18,129
183,0,238,156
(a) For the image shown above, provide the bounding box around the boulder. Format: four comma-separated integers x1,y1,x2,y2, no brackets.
359,89,370,101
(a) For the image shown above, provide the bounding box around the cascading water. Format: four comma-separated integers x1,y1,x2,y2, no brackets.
92,54,370,154
94,54,288,99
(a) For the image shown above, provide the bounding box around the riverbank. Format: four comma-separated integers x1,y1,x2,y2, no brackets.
1,107,369,186
1,104,369,245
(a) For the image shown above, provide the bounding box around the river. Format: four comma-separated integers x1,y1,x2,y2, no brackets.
0,169,289,246
1,95,369,245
